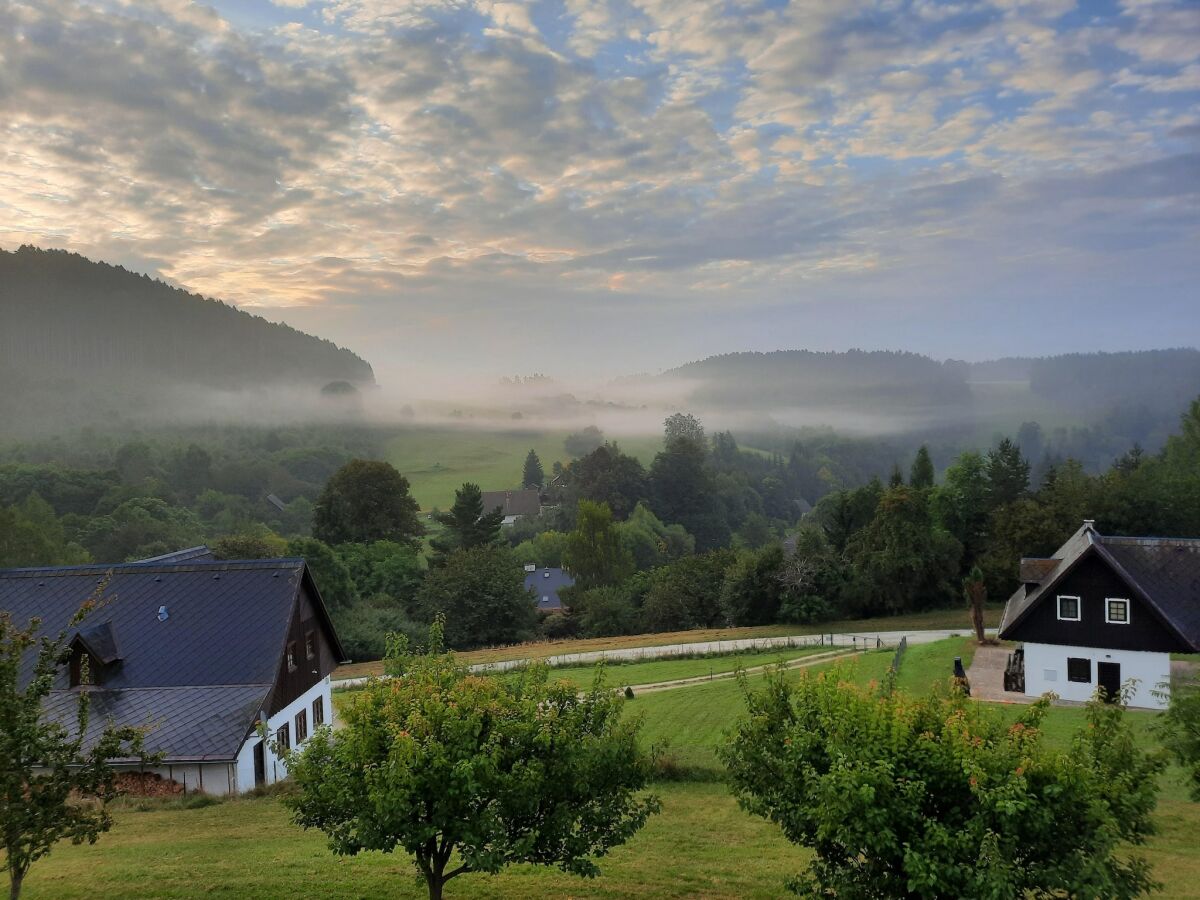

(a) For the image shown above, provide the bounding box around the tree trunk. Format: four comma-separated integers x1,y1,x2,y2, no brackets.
10,871,23,900
967,581,987,644
424,870,443,900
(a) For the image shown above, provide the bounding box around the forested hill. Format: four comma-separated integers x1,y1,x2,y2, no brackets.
665,348,1200,416
0,246,374,390
666,350,969,410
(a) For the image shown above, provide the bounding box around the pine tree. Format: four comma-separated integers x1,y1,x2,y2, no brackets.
888,463,904,488
909,445,935,489
985,438,1031,508
430,483,504,563
522,449,545,489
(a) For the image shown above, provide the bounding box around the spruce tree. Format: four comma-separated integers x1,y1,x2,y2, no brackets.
909,445,935,489
430,482,504,563
522,449,545,489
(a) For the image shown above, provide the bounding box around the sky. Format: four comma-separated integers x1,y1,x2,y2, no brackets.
1,0,1197,386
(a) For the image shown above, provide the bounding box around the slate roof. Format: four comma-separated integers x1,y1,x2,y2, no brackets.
481,489,541,518
41,684,270,762
525,567,574,611
999,522,1200,650
1,554,345,762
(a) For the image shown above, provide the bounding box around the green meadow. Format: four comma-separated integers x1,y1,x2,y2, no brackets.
21,638,1200,899
384,426,663,510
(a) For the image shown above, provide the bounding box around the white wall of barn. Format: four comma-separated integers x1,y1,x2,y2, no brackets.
1022,642,1170,709
235,675,334,793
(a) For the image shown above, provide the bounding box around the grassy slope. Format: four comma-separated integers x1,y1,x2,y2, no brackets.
23,637,1200,899
385,427,662,511
335,606,1001,679
526,643,837,690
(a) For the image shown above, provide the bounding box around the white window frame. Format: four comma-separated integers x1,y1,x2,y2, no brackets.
1104,597,1131,625
1057,594,1081,622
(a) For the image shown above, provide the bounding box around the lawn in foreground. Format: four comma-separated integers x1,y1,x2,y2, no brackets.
20,782,805,900
22,638,1200,899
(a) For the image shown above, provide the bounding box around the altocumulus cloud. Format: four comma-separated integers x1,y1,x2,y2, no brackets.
0,0,1196,378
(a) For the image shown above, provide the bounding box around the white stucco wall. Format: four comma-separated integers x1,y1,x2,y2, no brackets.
1022,642,1169,710
232,675,334,793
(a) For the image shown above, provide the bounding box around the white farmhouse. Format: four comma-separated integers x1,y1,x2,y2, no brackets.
2,547,345,794
999,521,1200,710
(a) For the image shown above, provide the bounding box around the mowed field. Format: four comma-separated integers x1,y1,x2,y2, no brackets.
384,426,663,511
21,638,1200,899
334,606,1004,678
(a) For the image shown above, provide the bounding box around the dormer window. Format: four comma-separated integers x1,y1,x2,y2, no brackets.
1057,595,1081,621
1105,598,1130,624
69,648,95,687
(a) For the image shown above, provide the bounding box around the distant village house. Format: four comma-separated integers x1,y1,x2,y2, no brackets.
482,488,541,526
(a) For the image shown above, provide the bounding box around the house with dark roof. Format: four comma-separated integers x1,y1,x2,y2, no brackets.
481,489,541,526
524,565,574,611
998,520,1200,709
1,548,345,794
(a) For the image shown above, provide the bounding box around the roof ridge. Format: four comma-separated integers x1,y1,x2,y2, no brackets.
1101,534,1200,547
0,558,306,578
46,683,274,693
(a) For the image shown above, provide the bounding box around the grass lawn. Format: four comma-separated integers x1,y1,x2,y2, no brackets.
22,637,1200,899
517,643,840,690
385,426,662,511
20,782,805,900
334,606,1002,679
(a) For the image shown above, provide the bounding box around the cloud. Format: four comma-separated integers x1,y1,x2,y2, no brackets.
0,0,1196,380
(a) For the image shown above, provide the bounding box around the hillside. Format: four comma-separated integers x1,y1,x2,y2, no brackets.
0,246,374,391
658,347,1200,447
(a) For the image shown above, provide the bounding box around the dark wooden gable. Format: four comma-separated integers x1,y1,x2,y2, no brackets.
266,575,342,716
1004,549,1190,653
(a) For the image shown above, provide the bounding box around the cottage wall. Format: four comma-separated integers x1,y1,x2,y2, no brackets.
1022,642,1169,710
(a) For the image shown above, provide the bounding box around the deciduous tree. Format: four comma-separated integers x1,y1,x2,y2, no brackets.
722,671,1165,899
281,628,659,900
2,599,150,900
312,459,423,547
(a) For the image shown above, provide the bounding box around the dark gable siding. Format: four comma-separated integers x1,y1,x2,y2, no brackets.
1007,553,1189,652
267,583,340,716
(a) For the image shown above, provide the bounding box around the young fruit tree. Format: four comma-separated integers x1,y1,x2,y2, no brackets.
720,668,1166,899
279,622,660,900
1,605,149,900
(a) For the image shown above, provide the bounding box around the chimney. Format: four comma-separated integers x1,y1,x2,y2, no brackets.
1083,519,1096,530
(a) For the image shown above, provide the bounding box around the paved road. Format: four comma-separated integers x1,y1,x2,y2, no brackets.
335,627,995,689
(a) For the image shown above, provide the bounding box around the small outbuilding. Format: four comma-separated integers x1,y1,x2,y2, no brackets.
524,565,574,611
998,520,1200,709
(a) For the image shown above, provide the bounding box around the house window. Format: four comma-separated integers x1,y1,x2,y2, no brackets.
276,722,291,752
1057,595,1081,621
305,630,316,660
312,696,324,727
1105,598,1130,624
287,642,297,673
1067,657,1091,683
295,709,308,743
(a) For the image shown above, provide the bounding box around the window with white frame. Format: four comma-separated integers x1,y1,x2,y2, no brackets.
1105,598,1130,624
1057,595,1081,621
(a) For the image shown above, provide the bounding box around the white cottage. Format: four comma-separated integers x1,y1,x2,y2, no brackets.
998,521,1200,710
2,547,346,794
